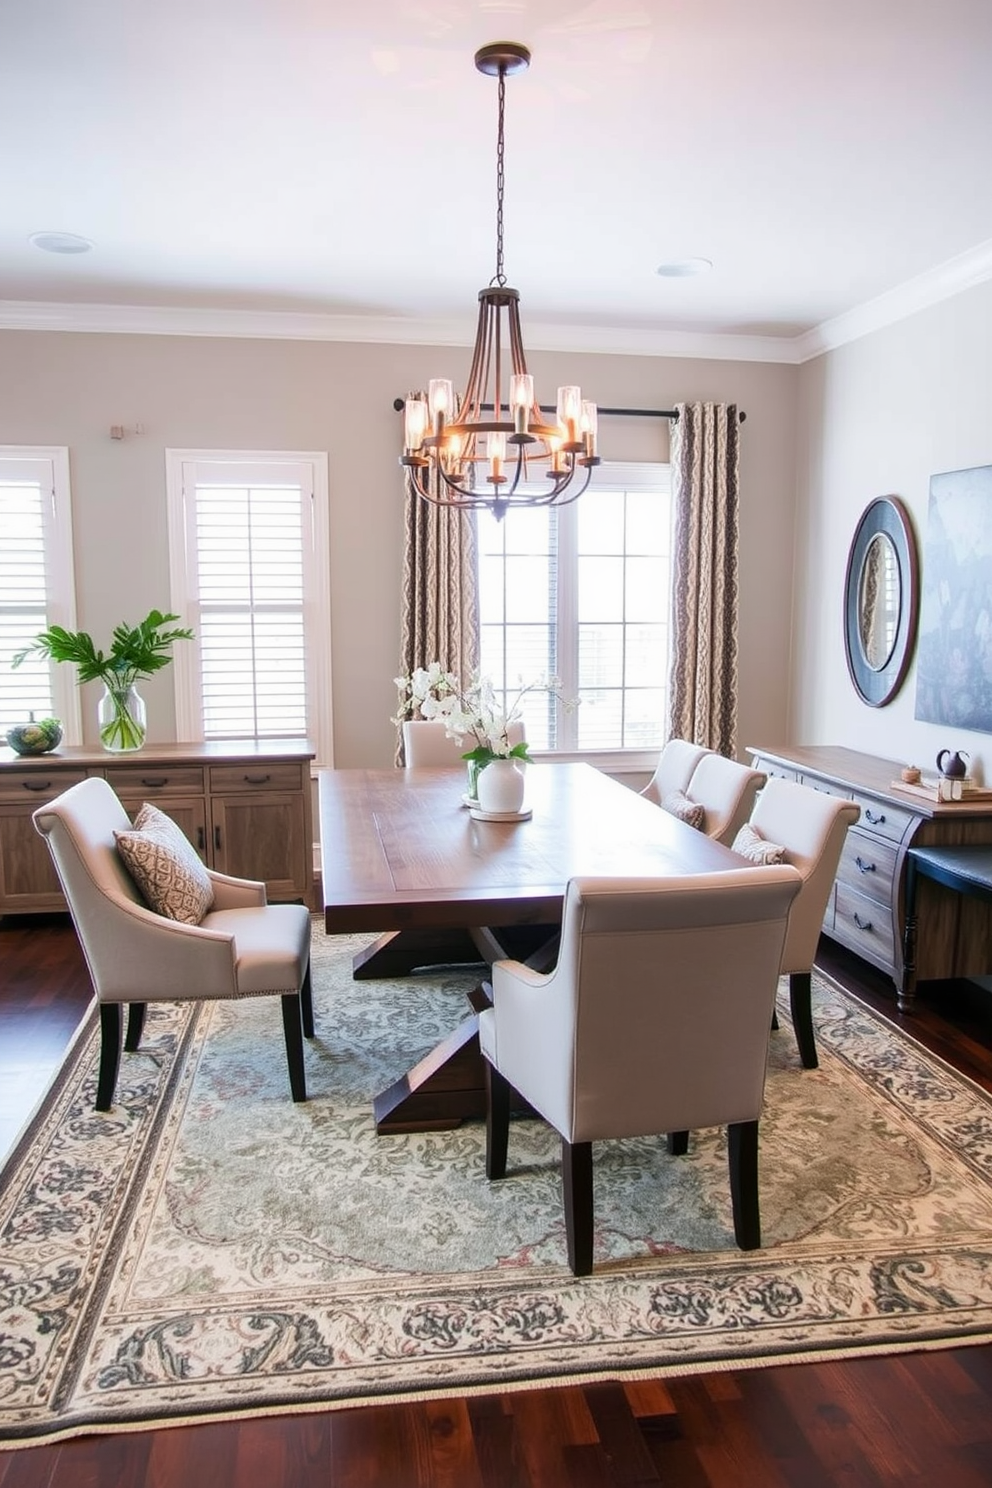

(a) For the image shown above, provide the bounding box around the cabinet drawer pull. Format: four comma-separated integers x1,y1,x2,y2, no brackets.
863,809,885,826
21,780,52,792
197,827,205,852
214,825,222,851
243,773,271,785
853,912,873,932
855,856,876,874
140,776,168,788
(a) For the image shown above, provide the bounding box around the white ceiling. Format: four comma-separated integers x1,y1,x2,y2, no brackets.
3,0,992,359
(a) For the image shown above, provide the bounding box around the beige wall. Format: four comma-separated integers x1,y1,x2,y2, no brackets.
794,278,992,779
0,329,798,767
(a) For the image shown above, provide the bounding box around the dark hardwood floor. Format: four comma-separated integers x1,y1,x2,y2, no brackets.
3,915,992,1487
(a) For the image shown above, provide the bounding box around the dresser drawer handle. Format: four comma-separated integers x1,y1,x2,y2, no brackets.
141,776,168,788
22,780,52,792
853,912,873,932
863,809,885,826
855,856,876,874
243,773,271,785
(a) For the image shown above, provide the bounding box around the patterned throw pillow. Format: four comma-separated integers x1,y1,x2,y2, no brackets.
661,790,705,831
115,801,214,924
732,822,788,865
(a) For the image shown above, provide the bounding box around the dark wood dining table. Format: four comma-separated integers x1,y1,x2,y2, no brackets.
318,762,743,1132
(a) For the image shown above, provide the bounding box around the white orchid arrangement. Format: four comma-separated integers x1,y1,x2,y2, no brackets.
392,661,572,768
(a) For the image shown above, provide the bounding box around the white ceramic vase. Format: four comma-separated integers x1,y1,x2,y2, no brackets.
476,758,525,814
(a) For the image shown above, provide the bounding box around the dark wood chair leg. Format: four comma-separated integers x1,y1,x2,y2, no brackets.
562,1139,594,1276
728,1119,760,1250
667,1131,689,1155
96,1003,123,1111
485,1061,511,1179
300,961,315,1040
123,1002,146,1052
280,993,307,1102
789,970,818,1069
770,1007,780,1031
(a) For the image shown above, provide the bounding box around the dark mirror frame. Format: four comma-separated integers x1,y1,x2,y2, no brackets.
844,496,919,707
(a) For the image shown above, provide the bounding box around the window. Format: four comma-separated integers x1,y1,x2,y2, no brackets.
477,462,672,756
0,447,82,741
166,451,334,767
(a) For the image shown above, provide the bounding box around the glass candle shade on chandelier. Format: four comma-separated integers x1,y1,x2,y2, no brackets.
400,43,600,517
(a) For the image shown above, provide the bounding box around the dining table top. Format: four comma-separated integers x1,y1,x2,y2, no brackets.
318,760,744,934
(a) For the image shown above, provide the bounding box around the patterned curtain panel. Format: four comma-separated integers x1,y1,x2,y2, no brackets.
396,476,480,762
667,402,740,756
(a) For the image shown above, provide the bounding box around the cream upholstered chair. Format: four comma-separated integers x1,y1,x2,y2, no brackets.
402,717,525,766
741,777,860,1069
479,867,802,1275
640,738,712,806
682,753,766,845
33,777,314,1110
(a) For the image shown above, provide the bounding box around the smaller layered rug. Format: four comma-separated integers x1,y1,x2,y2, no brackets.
4,929,992,1446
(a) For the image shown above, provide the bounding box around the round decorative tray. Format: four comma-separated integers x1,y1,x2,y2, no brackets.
468,805,532,822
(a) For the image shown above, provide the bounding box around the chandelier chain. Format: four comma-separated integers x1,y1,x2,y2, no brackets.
492,66,507,288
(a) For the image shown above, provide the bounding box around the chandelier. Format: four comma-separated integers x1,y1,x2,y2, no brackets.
400,42,600,516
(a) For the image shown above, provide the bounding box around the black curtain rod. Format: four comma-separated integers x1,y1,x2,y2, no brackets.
392,398,746,422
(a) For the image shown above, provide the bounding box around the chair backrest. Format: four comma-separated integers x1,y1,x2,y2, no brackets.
402,717,525,766
640,738,712,805
32,776,150,990
747,777,860,974
510,867,801,1145
685,754,766,844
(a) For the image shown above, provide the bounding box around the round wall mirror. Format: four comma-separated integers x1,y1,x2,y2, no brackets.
844,497,919,706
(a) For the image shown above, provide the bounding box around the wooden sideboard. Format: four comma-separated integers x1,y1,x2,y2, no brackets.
0,739,315,915
747,745,992,1008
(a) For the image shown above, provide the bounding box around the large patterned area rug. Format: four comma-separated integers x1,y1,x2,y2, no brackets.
4,926,992,1447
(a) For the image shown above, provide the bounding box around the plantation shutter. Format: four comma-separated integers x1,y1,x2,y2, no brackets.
181,461,310,741
0,450,80,739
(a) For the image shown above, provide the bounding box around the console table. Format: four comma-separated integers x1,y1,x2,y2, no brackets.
0,739,315,915
747,745,992,1009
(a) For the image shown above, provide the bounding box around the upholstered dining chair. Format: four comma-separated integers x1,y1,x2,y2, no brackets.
640,738,712,806
681,753,767,845
737,776,860,1069
479,867,802,1275
402,717,525,766
33,776,314,1110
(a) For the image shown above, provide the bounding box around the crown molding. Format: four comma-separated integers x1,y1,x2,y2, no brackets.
0,298,800,363
2,237,990,365
794,237,992,362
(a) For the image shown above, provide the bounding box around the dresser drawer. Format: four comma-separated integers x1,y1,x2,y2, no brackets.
209,762,304,793
797,775,853,803
836,828,898,903
753,757,799,784
104,765,206,796
835,882,895,966
0,768,87,804
851,793,914,845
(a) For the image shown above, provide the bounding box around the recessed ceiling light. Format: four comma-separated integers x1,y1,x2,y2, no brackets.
29,231,94,255
656,257,713,278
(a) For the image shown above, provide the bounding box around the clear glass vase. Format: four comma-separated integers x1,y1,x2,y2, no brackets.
98,683,147,752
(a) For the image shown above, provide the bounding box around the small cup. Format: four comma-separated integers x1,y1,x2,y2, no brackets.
901,765,921,784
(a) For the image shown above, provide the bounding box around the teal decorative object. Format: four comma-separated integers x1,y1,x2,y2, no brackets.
5,712,63,755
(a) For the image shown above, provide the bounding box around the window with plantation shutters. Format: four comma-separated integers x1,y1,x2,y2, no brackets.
0,448,81,741
166,452,333,767
477,462,671,756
